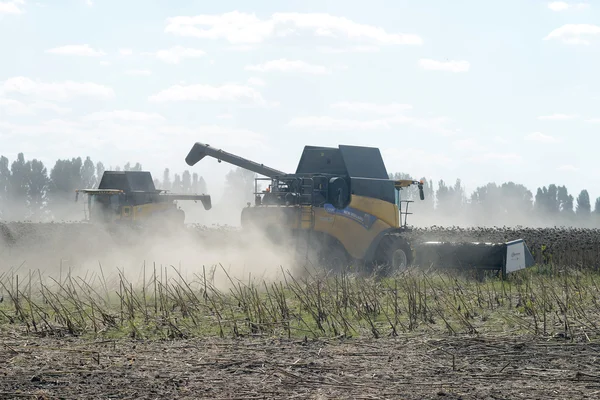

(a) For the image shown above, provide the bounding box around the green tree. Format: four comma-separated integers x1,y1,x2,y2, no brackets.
162,168,171,191
48,157,83,220
9,153,29,220
81,156,96,189
26,158,49,220
0,156,10,219
182,170,191,193
96,161,105,187
223,167,256,208
576,189,591,217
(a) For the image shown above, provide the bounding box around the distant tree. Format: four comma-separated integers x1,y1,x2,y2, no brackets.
500,182,533,213
9,153,29,220
436,179,465,218
594,197,600,214
223,167,255,208
576,190,591,217
80,156,96,189
172,173,183,193
557,185,574,215
198,176,207,193
26,158,49,220
182,170,191,193
535,184,560,216
96,161,105,186
162,168,171,191
191,172,199,193
48,157,83,219
0,156,10,218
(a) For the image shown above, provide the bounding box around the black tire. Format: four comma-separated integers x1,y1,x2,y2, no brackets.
373,234,413,276
322,244,349,273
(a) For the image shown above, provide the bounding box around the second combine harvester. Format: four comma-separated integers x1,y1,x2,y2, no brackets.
185,142,535,278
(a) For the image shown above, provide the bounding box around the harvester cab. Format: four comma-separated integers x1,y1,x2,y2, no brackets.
75,170,212,227
185,142,535,278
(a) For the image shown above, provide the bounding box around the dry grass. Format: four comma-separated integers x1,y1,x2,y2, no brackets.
1,262,600,343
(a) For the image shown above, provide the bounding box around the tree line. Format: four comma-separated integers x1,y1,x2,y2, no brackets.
0,153,207,222
390,173,599,228
0,152,597,228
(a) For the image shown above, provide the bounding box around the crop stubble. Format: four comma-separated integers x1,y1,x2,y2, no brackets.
1,222,600,398
1,334,600,399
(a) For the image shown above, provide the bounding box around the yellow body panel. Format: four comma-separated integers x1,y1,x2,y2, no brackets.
129,202,174,221
96,202,177,223
241,194,402,261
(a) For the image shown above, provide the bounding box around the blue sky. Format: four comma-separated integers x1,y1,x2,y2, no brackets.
0,0,598,203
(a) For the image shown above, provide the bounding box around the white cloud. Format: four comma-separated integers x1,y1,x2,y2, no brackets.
217,113,233,119
548,2,590,11
544,24,600,45
287,99,454,135
82,110,166,123
143,45,206,64
557,164,579,171
164,12,275,44
317,45,380,53
1,77,115,102
287,114,454,135
585,118,600,123
0,118,268,163
418,58,470,72
524,132,561,143
0,98,31,115
330,101,412,114
0,98,71,116
247,77,265,86
549,1,570,11
164,11,423,46
452,138,487,152
45,44,106,57
538,113,578,120
245,59,330,74
287,116,391,130
119,48,133,56
271,13,423,45
125,69,152,76
0,1,24,14
468,152,522,163
148,83,267,105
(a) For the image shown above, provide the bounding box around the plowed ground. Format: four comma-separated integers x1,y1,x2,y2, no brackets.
1,333,599,399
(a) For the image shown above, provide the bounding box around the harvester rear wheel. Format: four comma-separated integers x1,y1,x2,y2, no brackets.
373,234,413,277
322,244,349,274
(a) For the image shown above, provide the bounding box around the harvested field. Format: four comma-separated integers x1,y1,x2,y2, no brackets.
1,334,599,399
2,222,600,398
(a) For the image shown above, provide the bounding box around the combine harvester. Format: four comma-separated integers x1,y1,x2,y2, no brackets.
75,170,212,229
184,142,535,279
0,169,213,258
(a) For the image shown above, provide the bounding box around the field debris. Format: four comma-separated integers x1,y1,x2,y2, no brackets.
1,334,599,399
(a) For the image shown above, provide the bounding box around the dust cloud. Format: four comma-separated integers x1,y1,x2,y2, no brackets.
0,185,305,293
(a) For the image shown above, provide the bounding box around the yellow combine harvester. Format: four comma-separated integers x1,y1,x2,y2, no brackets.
75,170,211,227
185,142,535,278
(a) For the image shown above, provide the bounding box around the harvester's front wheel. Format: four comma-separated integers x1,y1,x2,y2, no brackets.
373,234,413,277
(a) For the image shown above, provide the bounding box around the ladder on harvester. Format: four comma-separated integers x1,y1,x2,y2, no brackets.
295,177,316,266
